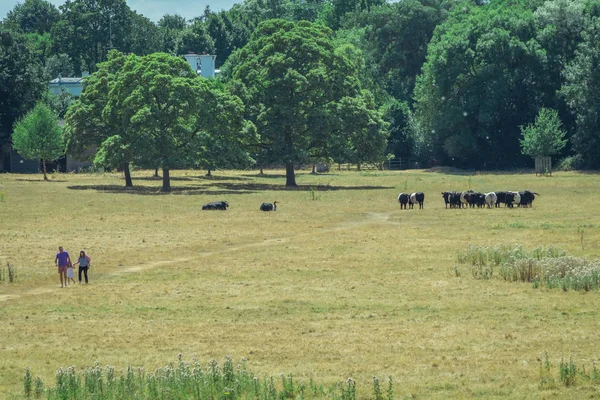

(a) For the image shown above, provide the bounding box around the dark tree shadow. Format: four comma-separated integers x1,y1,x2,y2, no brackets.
67,181,391,195
16,178,67,182
67,185,253,196
425,167,536,176
135,175,251,182
212,182,392,191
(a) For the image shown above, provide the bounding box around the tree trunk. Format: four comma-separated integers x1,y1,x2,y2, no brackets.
259,167,264,175
123,163,133,187
312,163,316,174
206,169,212,177
285,163,297,187
42,160,48,181
357,162,361,171
154,168,159,177
162,167,171,192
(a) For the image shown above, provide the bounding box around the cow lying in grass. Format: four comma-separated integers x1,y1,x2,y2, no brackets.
202,201,229,210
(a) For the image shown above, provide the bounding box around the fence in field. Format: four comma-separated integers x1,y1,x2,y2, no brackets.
535,157,552,175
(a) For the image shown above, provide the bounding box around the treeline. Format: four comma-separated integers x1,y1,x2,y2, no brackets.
2,0,600,173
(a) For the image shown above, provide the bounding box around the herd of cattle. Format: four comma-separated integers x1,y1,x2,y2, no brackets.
397,190,539,209
201,190,538,212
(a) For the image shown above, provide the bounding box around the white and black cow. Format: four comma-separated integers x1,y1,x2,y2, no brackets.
409,192,425,209
260,201,278,211
518,190,539,207
504,191,521,208
202,201,229,210
398,193,410,209
460,190,473,208
484,192,497,208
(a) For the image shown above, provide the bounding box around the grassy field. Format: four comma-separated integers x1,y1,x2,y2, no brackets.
1,168,600,398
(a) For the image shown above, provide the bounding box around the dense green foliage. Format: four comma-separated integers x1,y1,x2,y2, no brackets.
520,108,567,158
11,102,63,180
228,20,387,185
0,29,46,145
65,51,247,191
3,0,600,171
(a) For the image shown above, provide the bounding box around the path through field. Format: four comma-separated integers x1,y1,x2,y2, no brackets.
0,211,395,303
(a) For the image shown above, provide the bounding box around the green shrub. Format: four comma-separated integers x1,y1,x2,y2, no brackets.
556,155,585,171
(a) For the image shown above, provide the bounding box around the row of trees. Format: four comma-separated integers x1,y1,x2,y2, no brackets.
12,20,388,190
3,0,600,174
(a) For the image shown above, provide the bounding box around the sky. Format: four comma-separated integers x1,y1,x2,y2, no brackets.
0,0,241,23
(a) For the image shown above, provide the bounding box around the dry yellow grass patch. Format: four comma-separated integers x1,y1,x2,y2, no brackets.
1,169,600,398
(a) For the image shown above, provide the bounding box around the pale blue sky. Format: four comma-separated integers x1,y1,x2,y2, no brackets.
1,0,241,23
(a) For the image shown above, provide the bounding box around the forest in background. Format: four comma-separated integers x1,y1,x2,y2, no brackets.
1,0,600,171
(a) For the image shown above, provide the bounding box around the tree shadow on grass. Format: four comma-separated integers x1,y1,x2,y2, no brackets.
67,181,391,195
67,184,253,196
15,178,68,182
212,182,392,191
135,175,251,182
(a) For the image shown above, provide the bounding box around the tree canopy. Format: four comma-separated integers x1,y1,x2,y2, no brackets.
4,0,600,173
229,19,387,186
0,29,46,146
12,102,64,180
520,108,567,158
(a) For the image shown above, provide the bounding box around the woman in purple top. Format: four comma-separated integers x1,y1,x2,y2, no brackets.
55,246,71,288
73,250,91,284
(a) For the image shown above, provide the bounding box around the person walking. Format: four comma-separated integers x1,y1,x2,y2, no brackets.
55,246,71,288
73,250,91,284
66,261,75,285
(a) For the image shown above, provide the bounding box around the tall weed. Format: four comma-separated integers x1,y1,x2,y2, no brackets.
24,356,387,399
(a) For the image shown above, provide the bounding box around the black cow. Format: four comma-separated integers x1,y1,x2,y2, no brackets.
202,201,229,210
449,191,462,208
398,193,410,210
495,191,507,207
518,190,539,207
260,201,278,211
409,192,425,209
442,192,451,208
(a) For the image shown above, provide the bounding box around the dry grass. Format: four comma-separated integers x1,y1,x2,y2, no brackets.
1,169,600,398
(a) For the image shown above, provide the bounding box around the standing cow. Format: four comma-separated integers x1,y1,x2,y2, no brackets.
484,192,497,208
504,191,521,208
449,191,462,208
398,193,410,209
441,192,451,208
460,190,473,208
518,190,539,207
409,192,425,209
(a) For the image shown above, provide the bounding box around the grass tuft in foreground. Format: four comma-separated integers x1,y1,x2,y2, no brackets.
539,354,600,389
458,244,600,291
23,355,389,399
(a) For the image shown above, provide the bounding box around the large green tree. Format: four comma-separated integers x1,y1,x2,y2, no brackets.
228,19,387,186
157,14,187,54
51,0,133,75
413,0,546,168
561,15,600,167
344,0,451,103
520,107,567,158
64,50,134,186
106,52,246,192
3,0,60,34
0,29,46,146
12,102,63,180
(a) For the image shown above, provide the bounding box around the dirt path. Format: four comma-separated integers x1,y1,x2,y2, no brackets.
0,212,395,303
